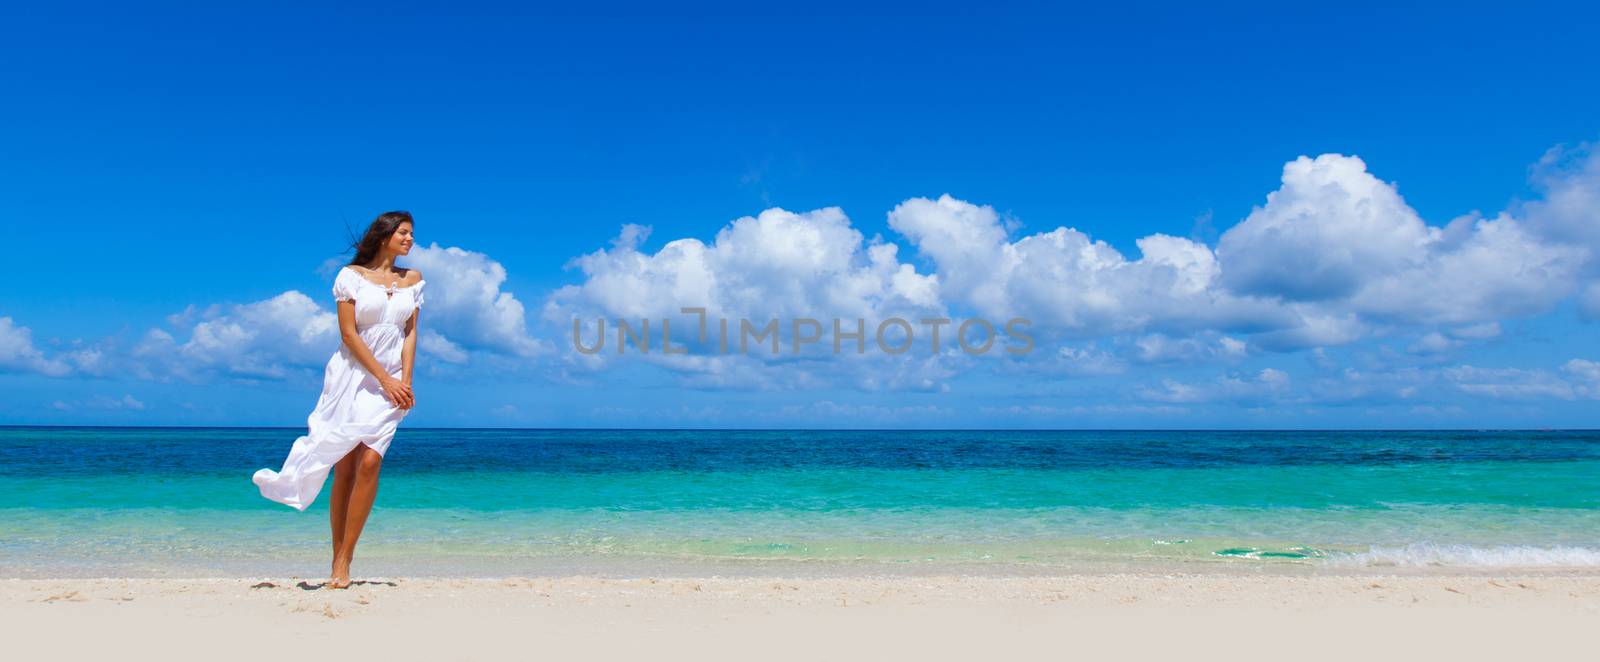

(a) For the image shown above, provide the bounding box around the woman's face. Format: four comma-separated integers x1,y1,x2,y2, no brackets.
386,222,415,256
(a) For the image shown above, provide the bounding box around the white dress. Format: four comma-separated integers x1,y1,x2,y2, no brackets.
252,266,425,511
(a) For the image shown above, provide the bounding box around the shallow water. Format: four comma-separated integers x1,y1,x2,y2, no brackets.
3,427,1598,577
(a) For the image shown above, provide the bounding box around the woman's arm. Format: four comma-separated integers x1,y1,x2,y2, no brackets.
400,306,420,407
338,299,414,408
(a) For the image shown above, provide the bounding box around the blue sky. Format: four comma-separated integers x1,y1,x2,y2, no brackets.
2,1,1598,428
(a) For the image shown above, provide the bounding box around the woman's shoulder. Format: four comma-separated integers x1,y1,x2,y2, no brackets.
399,267,424,286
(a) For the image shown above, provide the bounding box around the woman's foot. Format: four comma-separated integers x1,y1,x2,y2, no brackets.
328,555,352,589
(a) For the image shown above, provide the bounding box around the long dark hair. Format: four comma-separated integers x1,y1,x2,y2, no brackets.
348,211,413,267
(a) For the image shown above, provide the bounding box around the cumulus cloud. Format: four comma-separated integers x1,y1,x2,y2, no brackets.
542,207,949,389
404,243,549,358
11,145,1600,409
888,195,1280,338
0,317,71,376
1218,154,1436,301
131,291,339,380
888,149,1595,355
526,144,1600,397
547,207,939,325
1346,212,1583,325
886,194,1325,356
1217,154,1586,328
1521,142,1600,253
885,193,1360,352
100,245,547,381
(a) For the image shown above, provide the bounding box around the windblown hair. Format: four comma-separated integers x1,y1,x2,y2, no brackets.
348,211,413,267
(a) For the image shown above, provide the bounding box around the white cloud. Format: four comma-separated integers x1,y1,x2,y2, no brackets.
1407,332,1459,356
1136,368,1291,404
1405,323,1500,357
1249,309,1368,352
1442,365,1577,401
1048,344,1127,376
0,317,71,376
1522,142,1600,254
419,330,469,364
527,145,1600,397
1218,154,1586,328
886,150,1593,356
1219,154,1435,301
548,207,939,325
117,244,545,381
131,291,339,380
887,194,1286,339
1562,359,1600,399
1300,365,1429,405
1131,332,1248,364
1347,211,1583,325
404,243,548,358
881,195,1012,314
638,353,834,392
542,207,948,389
11,146,1600,404
1293,359,1600,406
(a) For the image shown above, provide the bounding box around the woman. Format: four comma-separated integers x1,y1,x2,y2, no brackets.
252,210,425,589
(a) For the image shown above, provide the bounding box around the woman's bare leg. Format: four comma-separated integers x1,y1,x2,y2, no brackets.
327,445,361,586
331,442,384,587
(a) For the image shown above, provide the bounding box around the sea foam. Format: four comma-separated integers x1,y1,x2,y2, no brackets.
1326,543,1600,568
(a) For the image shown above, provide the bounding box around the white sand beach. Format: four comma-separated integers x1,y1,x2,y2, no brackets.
7,573,1598,661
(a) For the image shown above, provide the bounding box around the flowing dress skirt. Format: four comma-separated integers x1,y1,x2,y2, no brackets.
252,323,409,511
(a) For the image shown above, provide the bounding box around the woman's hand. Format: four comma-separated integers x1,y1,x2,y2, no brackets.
379,376,415,409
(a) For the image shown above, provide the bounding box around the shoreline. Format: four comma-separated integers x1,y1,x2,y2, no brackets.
14,561,1600,581
11,548,1600,580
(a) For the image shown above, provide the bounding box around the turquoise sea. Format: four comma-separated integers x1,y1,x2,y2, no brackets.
3,427,1599,577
